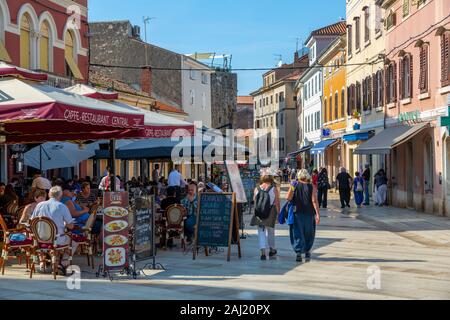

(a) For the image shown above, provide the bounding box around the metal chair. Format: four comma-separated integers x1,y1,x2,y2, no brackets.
0,215,33,276
163,204,187,250
28,217,72,280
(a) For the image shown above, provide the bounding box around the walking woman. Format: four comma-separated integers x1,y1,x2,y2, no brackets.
317,168,330,208
286,169,321,263
251,170,281,261
353,172,365,208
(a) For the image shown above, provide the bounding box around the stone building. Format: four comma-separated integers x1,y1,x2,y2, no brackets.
210,70,238,131
234,96,254,129
89,20,182,108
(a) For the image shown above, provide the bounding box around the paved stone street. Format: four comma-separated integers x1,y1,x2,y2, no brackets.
1,187,450,300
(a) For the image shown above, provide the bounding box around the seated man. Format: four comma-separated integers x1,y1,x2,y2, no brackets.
181,182,198,243
31,186,75,273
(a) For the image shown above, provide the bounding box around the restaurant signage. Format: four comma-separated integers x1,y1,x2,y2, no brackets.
103,192,130,272
399,110,420,123
194,192,242,261
225,161,247,204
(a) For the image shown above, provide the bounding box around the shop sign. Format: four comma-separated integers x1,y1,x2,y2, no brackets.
441,106,450,129
398,110,420,123
322,128,331,137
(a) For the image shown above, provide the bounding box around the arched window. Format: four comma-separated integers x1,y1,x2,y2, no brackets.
341,89,345,118
0,5,11,62
20,14,32,69
64,30,83,79
424,136,434,193
39,21,50,71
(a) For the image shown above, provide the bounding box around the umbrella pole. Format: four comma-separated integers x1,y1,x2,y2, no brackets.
109,139,116,192
39,145,42,173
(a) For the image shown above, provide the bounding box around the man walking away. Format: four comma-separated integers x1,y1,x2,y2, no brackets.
362,164,371,206
336,167,353,209
317,168,330,209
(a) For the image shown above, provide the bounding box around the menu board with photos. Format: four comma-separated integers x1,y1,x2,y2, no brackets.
103,192,130,271
133,196,153,261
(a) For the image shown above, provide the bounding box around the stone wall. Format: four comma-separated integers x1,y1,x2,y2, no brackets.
211,71,238,131
89,21,182,108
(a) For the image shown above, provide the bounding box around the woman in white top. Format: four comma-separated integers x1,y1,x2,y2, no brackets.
250,172,281,260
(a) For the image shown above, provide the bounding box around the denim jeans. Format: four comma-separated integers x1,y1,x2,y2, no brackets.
364,180,370,205
289,213,316,254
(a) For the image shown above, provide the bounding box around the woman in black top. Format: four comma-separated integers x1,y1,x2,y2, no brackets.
286,169,320,263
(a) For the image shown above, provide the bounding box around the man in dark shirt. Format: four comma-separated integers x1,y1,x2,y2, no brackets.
161,186,180,211
336,168,353,209
362,164,371,206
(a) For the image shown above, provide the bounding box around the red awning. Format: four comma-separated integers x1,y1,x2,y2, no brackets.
0,62,48,81
0,78,145,144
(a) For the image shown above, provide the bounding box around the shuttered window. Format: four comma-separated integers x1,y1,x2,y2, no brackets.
348,25,353,56
393,61,398,102
441,33,450,87
379,69,384,107
39,21,50,71
419,44,429,93
356,81,361,112
362,79,367,111
372,73,377,109
367,76,372,110
335,92,339,120
341,89,345,118
65,30,84,80
324,98,328,123
20,14,32,69
355,17,361,50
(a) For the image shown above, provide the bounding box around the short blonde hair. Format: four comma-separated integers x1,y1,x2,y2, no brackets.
297,169,311,182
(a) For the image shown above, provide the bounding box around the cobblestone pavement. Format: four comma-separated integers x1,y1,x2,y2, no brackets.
1,186,449,300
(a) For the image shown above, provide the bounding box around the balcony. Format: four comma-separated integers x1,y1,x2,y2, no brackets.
35,70,77,89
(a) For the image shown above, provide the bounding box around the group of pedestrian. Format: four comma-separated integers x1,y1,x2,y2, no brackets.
251,168,320,263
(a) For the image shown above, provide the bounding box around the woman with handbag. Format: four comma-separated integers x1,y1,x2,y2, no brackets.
286,169,320,263
353,172,365,208
317,168,330,209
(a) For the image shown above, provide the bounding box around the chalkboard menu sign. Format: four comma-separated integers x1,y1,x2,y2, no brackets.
194,192,242,261
133,196,153,261
241,178,256,203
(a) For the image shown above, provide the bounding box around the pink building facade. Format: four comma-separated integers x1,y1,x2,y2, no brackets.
381,0,450,216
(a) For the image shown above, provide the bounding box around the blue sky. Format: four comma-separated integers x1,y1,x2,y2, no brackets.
89,0,346,95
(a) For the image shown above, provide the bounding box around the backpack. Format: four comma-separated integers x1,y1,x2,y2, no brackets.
356,178,364,192
254,185,274,220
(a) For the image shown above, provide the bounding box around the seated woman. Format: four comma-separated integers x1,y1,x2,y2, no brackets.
19,189,47,225
181,182,198,244
61,185,101,235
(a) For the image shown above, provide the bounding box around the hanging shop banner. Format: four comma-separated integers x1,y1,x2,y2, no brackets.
103,192,130,272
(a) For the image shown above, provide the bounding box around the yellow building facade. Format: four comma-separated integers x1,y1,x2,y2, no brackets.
318,36,347,182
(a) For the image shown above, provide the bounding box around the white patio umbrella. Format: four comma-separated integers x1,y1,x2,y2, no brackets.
24,142,96,171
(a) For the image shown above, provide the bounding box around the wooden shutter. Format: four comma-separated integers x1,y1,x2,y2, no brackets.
384,66,389,103
380,69,385,107
362,79,367,111
393,62,398,102
368,75,372,110
399,58,404,100
372,73,377,109
441,33,450,87
419,46,425,92
409,54,413,98
347,86,351,115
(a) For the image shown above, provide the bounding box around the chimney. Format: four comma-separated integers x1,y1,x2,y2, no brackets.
140,66,152,96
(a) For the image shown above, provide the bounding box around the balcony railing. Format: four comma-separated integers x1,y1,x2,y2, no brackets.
34,70,76,89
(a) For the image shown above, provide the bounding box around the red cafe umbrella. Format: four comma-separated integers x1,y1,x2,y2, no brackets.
0,78,145,144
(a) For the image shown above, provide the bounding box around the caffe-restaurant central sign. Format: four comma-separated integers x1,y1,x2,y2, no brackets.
398,110,420,123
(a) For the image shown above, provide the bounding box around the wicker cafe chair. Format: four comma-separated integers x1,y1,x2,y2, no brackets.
28,217,72,280
68,205,99,269
163,204,187,250
0,214,33,276
5,201,19,227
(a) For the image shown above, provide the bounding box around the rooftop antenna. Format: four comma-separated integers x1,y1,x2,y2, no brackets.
143,16,156,43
